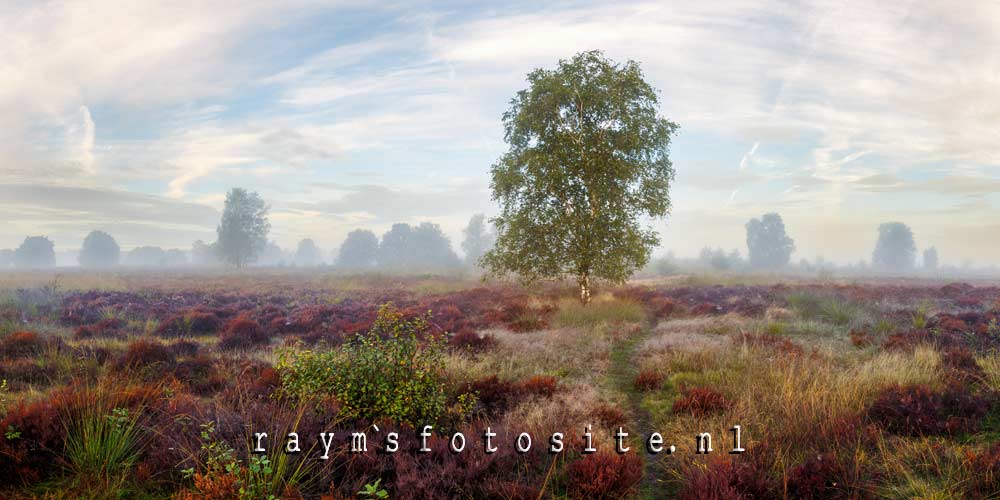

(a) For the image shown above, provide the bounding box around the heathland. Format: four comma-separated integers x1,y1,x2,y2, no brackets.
0,270,998,499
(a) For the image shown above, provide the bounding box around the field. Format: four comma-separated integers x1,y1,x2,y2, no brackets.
0,271,999,499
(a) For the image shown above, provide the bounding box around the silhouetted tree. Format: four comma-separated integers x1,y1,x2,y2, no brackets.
483,51,678,303
745,213,795,269
461,214,494,267
191,240,219,266
127,246,166,266
0,249,12,269
216,188,270,269
410,222,460,269
923,247,939,271
256,241,287,267
377,223,413,269
294,238,323,267
78,230,120,268
336,229,378,269
13,236,56,269
872,222,916,272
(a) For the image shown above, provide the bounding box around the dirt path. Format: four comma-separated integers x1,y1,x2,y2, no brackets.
606,318,669,500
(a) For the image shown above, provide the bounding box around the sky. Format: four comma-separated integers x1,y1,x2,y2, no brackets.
1,0,999,265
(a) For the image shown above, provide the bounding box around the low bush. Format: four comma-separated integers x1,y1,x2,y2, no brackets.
867,383,992,436
218,316,269,351
116,339,174,369
566,452,643,499
519,375,558,397
633,369,663,392
673,386,731,417
785,452,848,499
0,331,49,359
155,311,222,338
277,303,463,426
449,329,496,352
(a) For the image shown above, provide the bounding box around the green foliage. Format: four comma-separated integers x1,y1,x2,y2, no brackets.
462,213,495,268
277,303,458,426
182,421,279,500
873,222,917,272
359,478,389,498
216,187,270,269
78,230,120,268
746,212,795,269
64,406,142,491
0,378,7,417
483,50,678,301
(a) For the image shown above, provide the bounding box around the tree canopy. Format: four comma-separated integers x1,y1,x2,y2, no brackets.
872,222,916,272
14,236,56,269
216,188,270,269
482,50,678,302
923,247,939,271
78,230,120,268
377,222,459,270
337,229,379,269
126,246,166,267
294,238,323,267
745,213,795,269
461,213,494,268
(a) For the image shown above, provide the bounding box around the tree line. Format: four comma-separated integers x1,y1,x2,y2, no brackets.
0,189,494,272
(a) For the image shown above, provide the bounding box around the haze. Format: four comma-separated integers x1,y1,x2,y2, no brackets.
2,0,999,267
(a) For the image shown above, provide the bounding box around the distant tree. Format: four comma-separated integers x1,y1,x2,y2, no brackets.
127,246,166,267
336,229,379,269
256,241,287,267
163,249,188,266
294,238,323,267
410,222,460,269
482,50,678,303
745,213,795,269
78,230,120,268
923,247,939,271
461,214,494,267
377,223,413,269
216,188,270,269
872,222,916,272
700,246,736,271
13,236,56,269
191,240,219,266
0,249,12,269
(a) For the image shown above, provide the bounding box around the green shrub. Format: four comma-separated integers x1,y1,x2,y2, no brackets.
64,406,142,492
276,303,455,426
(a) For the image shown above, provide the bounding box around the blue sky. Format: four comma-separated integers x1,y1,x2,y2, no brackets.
1,0,999,265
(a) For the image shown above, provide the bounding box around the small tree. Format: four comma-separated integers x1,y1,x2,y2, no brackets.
461,214,495,268
294,238,323,267
216,188,270,269
78,230,120,268
483,50,678,303
872,222,916,272
126,246,166,267
377,223,412,269
745,213,795,269
409,222,460,269
336,229,379,269
923,247,939,271
13,236,56,269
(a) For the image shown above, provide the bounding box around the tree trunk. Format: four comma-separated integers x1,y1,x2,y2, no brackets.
579,272,592,305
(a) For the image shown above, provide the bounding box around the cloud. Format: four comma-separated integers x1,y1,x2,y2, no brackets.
0,183,219,249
